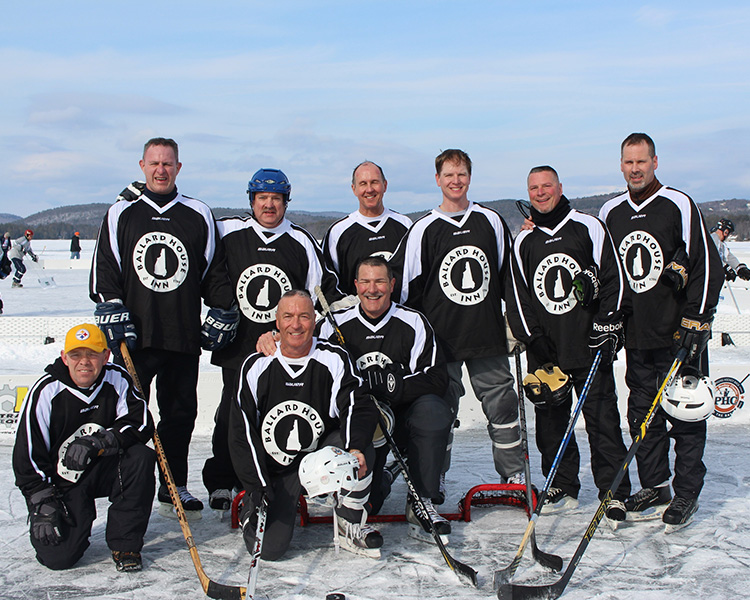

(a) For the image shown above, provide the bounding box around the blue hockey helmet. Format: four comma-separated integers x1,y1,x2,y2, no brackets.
247,169,291,205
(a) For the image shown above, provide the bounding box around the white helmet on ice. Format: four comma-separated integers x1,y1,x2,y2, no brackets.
298,446,359,507
661,367,715,422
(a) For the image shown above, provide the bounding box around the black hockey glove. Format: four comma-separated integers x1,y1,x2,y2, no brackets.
30,253,39,263
29,488,74,546
63,430,119,471
660,247,689,293
589,311,624,365
364,364,404,405
528,335,557,366
724,264,737,282
241,488,271,554
116,181,146,203
672,312,713,362
572,265,600,307
200,305,240,351
737,264,750,281
94,301,137,352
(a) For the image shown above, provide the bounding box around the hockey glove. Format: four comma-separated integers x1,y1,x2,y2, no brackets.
572,265,600,307
724,264,737,282
200,304,240,351
528,335,557,366
29,488,74,546
30,253,39,263
364,364,404,405
116,181,146,203
94,301,137,352
660,247,689,293
737,264,750,280
672,312,713,362
63,430,119,471
589,311,624,365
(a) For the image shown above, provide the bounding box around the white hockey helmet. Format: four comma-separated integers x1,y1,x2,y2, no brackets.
298,446,359,507
661,367,715,422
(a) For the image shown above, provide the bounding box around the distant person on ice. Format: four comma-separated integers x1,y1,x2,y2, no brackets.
70,231,81,259
1,232,11,280
8,229,38,288
12,323,155,572
709,218,750,282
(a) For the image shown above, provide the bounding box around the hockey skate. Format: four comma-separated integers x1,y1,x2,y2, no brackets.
663,496,698,533
112,551,142,572
625,486,671,521
208,488,233,511
604,499,627,531
336,515,383,559
11,280,22,288
158,484,204,520
540,487,579,514
405,494,451,545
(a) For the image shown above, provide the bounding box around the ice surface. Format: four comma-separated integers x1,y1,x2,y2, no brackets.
1,240,749,600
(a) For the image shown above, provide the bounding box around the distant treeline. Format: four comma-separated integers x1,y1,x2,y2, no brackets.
1,197,748,241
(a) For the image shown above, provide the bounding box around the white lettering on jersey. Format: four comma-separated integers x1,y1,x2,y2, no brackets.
133,232,189,293
236,263,292,323
261,401,324,466
618,230,663,293
357,351,392,370
439,245,491,306
533,252,581,315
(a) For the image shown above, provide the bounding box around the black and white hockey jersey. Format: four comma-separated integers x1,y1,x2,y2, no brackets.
599,180,723,349
211,215,344,370
318,302,447,405
228,339,377,490
90,188,234,355
323,209,412,295
389,202,512,362
506,200,624,370
13,358,153,498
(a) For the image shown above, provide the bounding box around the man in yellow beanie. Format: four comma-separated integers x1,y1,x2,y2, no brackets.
13,324,155,572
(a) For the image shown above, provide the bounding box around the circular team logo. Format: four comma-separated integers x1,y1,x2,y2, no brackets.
370,250,393,261
58,422,104,483
713,376,746,419
618,231,663,293
74,328,91,342
133,232,189,293
236,263,292,323
356,352,392,371
262,401,325,466
533,253,581,314
439,245,491,306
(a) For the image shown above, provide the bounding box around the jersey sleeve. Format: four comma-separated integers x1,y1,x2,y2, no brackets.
106,365,155,449
505,234,544,345
89,203,126,302
229,356,271,490
683,196,723,316
329,347,378,451
199,217,235,310
399,310,448,403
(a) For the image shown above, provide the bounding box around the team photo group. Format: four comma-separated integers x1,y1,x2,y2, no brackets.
12,132,725,596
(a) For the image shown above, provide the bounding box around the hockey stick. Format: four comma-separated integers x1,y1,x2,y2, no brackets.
494,351,601,587
246,496,268,599
120,343,247,600
724,281,741,314
496,348,687,600
314,285,479,587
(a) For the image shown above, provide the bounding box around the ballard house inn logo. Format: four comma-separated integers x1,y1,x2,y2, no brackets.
713,375,747,419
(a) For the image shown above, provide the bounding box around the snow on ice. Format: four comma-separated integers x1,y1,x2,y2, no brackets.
0,240,749,600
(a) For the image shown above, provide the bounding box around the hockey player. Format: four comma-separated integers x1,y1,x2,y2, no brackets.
229,290,382,560
1,232,11,280
13,323,155,572
710,218,750,281
506,166,631,521
323,161,412,295
8,229,38,287
389,149,525,501
202,168,344,511
90,137,237,518
70,231,81,260
599,133,723,529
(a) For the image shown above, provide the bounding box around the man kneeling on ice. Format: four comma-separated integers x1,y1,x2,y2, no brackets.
13,324,155,572
229,289,382,559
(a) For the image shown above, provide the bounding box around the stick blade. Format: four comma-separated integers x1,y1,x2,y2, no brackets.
497,581,564,600
452,558,479,587
531,543,563,572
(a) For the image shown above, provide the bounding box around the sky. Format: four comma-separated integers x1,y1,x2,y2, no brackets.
2,1,750,217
